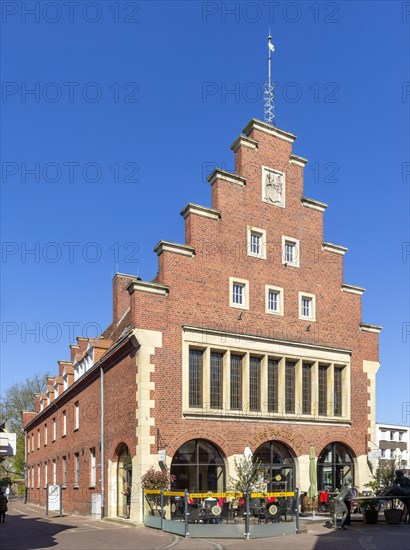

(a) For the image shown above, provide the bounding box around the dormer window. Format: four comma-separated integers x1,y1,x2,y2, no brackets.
63,374,68,391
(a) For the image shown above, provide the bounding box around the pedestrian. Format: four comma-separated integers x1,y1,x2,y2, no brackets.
5,486,10,499
334,476,353,530
121,482,131,519
0,489,8,523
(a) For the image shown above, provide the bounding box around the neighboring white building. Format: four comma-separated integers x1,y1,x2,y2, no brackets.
0,420,17,462
375,423,409,468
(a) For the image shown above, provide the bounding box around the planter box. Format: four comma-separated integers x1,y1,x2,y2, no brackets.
384,509,403,524
363,509,379,524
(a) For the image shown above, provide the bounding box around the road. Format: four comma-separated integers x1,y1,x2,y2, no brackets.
0,498,409,550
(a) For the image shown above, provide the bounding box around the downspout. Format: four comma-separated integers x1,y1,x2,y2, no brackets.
24,428,28,503
100,365,105,518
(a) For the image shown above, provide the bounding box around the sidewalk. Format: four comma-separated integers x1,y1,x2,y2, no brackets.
1,498,409,550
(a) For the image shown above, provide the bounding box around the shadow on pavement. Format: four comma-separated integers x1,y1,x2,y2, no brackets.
0,511,75,550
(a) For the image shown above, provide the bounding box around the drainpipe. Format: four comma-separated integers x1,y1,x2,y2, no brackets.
100,366,105,519
24,428,28,503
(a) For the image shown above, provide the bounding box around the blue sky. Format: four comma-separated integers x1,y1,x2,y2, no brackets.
1,1,409,426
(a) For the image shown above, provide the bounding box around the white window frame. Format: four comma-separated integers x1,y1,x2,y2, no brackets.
37,464,40,488
298,292,316,321
229,277,249,310
52,418,56,441
53,459,57,484
74,453,80,487
265,285,284,316
282,236,300,267
90,448,96,487
37,429,40,449
62,411,67,437
74,401,79,430
44,423,47,446
44,463,48,488
247,226,267,259
62,456,67,487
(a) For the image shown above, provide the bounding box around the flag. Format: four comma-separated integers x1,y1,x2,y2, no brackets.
268,41,275,52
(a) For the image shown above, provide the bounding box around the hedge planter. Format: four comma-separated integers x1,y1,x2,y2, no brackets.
384,509,403,524
363,509,379,524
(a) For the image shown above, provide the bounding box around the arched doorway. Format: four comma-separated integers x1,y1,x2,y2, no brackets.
317,442,354,491
171,439,225,492
117,443,132,518
254,441,295,491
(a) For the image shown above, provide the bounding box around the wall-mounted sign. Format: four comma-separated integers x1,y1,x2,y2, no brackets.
368,450,381,460
158,449,166,462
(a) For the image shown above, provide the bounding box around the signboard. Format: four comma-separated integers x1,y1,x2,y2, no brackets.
48,484,61,511
368,450,381,460
158,449,166,462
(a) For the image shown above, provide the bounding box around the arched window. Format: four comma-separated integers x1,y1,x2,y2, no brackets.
117,443,132,518
171,439,225,492
254,441,295,491
317,442,354,491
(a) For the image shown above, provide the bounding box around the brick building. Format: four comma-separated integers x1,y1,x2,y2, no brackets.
23,118,382,522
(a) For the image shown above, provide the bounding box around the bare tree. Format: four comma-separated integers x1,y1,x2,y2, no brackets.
0,372,48,477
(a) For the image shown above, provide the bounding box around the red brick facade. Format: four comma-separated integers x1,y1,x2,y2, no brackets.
23,119,381,521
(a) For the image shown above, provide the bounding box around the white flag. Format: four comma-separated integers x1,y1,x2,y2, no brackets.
268,42,275,52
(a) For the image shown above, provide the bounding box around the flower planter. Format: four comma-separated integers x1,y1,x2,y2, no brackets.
384,509,403,524
363,509,379,524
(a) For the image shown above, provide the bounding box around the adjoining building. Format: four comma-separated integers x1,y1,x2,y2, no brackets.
22,118,382,522
375,423,409,468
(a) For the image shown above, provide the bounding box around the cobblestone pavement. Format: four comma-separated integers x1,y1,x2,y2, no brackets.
1,498,409,550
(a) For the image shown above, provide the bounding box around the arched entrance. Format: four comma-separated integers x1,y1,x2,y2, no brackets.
317,442,354,491
171,439,225,492
254,441,295,491
117,443,132,518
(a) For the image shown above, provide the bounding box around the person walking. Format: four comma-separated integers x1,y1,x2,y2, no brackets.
0,489,8,523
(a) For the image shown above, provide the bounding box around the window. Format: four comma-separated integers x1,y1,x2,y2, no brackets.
247,226,266,259
334,367,343,416
299,292,316,321
52,460,56,484
282,236,300,267
31,433,34,451
210,352,223,409
249,356,261,411
229,277,249,309
54,383,59,398
230,354,242,410
390,431,394,441
62,456,67,486
302,363,312,415
37,429,40,449
37,464,40,488
267,358,279,413
27,435,30,454
399,432,403,441
265,285,284,315
44,423,47,446
90,448,96,486
62,410,67,436
44,463,48,487
189,349,203,408
52,418,56,441
285,361,295,414
74,453,80,486
318,365,328,415
74,401,79,430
